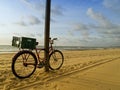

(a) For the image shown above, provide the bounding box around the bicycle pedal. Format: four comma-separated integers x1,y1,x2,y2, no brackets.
37,62,45,68
37,64,44,68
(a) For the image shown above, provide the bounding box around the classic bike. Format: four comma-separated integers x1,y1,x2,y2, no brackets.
11,37,64,79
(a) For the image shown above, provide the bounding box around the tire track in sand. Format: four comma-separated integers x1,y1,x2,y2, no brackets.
13,57,120,90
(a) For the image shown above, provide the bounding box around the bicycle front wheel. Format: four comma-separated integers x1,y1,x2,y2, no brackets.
12,50,37,79
49,50,64,70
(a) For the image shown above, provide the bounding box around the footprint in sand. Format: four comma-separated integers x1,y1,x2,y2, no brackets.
53,84,60,90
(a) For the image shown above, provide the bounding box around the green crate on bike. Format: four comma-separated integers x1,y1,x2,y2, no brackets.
21,37,36,49
12,36,36,49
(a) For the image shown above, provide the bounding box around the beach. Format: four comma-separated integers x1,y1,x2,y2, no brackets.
0,48,120,90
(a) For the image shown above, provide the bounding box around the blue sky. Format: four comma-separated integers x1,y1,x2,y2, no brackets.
0,0,120,47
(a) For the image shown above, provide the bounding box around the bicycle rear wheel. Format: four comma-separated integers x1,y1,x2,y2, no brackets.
49,50,64,70
12,50,37,79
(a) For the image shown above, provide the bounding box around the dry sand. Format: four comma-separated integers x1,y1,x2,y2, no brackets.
0,48,120,90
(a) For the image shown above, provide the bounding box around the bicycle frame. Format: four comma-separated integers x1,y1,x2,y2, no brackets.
34,38,57,64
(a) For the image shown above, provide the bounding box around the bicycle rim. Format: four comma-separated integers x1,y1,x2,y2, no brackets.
49,50,64,70
12,50,37,79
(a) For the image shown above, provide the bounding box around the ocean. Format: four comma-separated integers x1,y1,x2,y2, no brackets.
0,45,19,53
0,45,117,53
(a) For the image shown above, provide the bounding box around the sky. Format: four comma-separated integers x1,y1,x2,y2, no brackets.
0,0,120,47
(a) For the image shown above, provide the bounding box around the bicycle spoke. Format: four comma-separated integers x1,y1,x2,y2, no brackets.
12,50,37,78
22,53,30,61
49,50,64,70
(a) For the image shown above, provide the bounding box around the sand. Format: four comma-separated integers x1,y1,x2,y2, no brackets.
0,48,120,90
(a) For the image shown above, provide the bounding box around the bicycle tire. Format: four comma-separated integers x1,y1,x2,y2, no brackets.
49,50,64,70
12,50,37,79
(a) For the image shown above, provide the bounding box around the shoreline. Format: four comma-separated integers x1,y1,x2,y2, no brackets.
0,47,120,54
0,45,120,53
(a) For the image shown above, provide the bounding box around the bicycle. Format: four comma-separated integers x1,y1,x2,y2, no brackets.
11,37,64,79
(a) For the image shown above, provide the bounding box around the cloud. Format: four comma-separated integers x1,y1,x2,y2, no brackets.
21,0,45,10
69,8,120,46
73,23,90,38
21,0,64,17
103,0,120,14
68,23,89,36
74,23,89,31
86,8,120,33
28,15,41,25
0,24,6,26
15,20,27,26
87,8,120,46
87,8,112,27
51,5,64,16
15,15,41,26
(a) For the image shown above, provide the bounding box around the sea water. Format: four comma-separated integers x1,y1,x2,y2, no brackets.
0,45,106,53
0,45,19,53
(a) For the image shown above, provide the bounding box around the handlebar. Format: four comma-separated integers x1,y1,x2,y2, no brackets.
49,37,58,44
49,38,57,41
36,38,58,45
